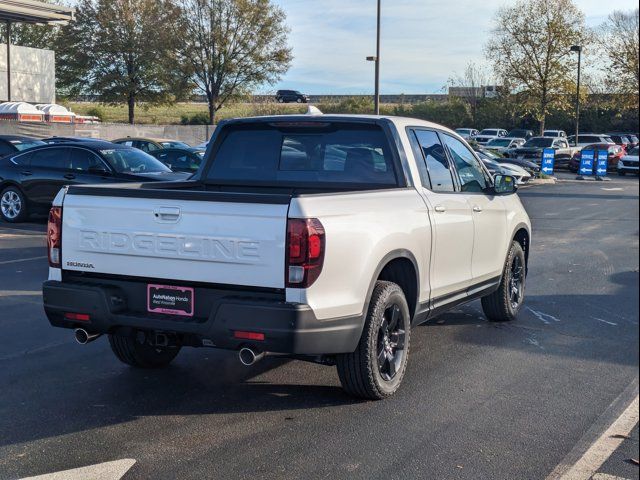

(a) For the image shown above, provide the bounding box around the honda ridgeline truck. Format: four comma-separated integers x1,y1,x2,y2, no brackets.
43,115,531,400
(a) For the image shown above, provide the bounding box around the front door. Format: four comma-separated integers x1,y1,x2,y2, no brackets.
440,133,508,284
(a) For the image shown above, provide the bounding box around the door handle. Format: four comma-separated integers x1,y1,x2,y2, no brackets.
64,174,76,180
154,206,181,223
20,171,32,176
473,206,483,213
434,205,447,213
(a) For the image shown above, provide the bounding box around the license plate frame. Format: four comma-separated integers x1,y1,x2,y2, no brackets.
147,284,194,317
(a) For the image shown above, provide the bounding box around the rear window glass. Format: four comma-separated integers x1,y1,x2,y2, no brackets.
205,124,398,187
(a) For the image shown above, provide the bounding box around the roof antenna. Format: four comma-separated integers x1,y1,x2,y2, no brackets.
306,105,323,116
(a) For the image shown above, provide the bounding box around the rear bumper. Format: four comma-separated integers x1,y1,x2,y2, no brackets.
43,280,363,355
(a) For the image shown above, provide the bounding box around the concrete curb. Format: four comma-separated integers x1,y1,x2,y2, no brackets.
526,178,557,186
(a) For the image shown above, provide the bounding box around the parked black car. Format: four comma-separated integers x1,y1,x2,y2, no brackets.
149,147,205,173
275,90,309,103
475,147,540,174
505,136,573,167
506,129,535,140
0,142,189,222
0,135,45,158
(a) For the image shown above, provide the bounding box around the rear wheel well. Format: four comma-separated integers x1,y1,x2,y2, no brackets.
377,258,418,319
513,228,530,268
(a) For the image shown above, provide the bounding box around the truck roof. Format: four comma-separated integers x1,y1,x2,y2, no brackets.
220,114,459,137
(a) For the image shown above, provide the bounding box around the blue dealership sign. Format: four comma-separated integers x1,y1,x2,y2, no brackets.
579,150,595,175
596,150,608,176
541,148,555,175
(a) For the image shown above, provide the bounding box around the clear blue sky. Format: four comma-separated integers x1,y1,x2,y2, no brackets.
269,0,637,94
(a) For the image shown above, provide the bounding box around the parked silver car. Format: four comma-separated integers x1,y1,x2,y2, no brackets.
485,137,526,154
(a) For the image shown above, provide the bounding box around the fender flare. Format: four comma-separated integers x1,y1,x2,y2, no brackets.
509,222,532,271
360,249,421,322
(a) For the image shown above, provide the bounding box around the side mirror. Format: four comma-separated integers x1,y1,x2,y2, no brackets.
88,165,110,175
493,174,517,195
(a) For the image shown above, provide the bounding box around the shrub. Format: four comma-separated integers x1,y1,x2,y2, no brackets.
180,112,211,125
84,106,104,121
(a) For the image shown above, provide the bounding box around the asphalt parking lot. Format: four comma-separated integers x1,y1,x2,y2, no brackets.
0,176,638,480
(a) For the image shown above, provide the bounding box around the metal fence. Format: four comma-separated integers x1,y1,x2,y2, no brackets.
0,122,216,145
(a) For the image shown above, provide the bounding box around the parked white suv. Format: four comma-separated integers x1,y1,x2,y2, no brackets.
567,134,615,148
474,128,509,145
43,115,531,400
543,130,567,138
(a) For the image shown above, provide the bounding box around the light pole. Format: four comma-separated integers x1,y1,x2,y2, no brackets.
570,45,582,145
366,0,381,115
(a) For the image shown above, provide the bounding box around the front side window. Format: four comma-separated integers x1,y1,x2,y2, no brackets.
413,130,455,192
69,148,104,172
441,134,488,193
100,148,171,173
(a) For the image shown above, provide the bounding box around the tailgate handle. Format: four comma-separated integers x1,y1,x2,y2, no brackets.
154,206,181,223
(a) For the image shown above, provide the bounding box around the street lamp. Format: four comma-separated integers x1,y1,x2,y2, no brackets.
366,0,382,115
570,45,582,145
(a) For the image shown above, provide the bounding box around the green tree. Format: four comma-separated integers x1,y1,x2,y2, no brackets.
94,0,187,123
485,0,587,133
597,9,639,104
447,61,492,125
54,0,97,99
174,0,293,124
57,0,187,123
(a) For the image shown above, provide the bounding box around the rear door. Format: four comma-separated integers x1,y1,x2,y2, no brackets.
441,133,508,284
21,147,72,206
409,128,474,301
61,191,289,288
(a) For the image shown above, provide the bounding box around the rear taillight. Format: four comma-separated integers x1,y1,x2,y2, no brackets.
47,206,62,268
286,218,325,288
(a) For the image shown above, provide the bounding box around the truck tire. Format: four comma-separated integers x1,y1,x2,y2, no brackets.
109,334,180,368
336,281,411,400
482,241,526,322
1,186,28,223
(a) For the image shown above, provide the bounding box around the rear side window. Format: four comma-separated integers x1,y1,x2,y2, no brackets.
30,148,71,169
11,152,32,166
205,124,398,187
412,129,455,192
0,140,15,156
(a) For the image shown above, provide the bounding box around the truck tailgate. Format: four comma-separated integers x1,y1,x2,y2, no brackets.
60,190,289,289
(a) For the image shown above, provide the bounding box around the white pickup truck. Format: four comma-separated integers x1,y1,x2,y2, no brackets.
43,115,531,400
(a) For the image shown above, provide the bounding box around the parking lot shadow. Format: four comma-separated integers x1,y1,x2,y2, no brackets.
0,346,359,448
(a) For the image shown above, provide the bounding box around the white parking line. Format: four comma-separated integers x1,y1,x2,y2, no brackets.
0,233,45,239
20,459,136,480
548,392,639,480
0,256,47,265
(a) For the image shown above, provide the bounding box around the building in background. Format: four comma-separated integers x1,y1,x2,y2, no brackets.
0,0,74,104
0,44,55,103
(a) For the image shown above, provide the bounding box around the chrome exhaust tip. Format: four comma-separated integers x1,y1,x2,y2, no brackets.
74,328,101,345
239,347,265,366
